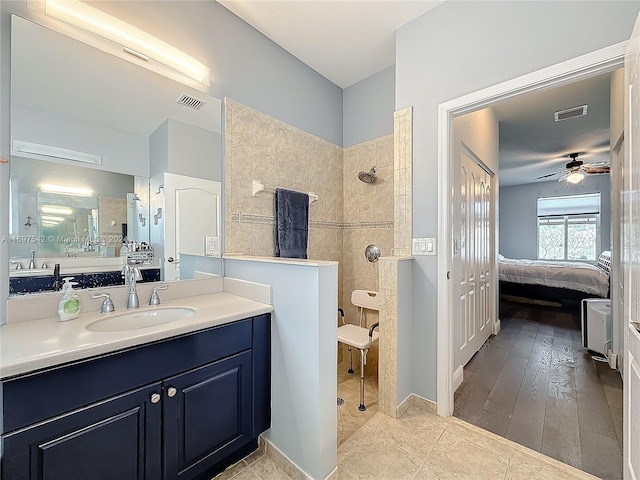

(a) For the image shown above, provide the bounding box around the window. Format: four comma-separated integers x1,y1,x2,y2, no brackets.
537,193,600,261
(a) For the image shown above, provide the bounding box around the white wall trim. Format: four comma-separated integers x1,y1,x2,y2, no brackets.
492,318,501,336
452,365,464,393
436,41,627,417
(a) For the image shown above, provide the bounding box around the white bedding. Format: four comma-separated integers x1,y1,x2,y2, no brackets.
498,257,609,297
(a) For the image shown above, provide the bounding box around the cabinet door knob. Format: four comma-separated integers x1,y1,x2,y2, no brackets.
150,393,161,404
167,387,177,398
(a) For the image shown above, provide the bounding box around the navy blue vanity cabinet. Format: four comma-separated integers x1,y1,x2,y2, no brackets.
163,351,252,479
1,313,271,480
2,383,163,480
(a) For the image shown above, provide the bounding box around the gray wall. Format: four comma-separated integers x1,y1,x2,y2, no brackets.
343,65,395,147
90,0,343,146
12,105,149,177
499,176,611,260
395,0,639,401
0,0,343,319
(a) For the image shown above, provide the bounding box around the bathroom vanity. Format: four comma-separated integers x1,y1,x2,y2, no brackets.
0,289,272,480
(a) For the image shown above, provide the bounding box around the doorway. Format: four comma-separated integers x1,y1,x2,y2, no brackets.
437,43,627,477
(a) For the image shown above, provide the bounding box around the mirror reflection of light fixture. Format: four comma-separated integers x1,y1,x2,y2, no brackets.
566,171,585,185
40,183,93,196
43,0,211,87
12,140,101,165
41,206,74,215
41,215,65,222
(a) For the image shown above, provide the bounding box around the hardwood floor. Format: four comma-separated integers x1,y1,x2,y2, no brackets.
454,299,623,480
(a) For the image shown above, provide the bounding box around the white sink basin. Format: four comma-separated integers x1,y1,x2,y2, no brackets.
86,307,196,332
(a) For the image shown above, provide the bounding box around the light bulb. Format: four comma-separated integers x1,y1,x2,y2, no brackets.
566,171,584,184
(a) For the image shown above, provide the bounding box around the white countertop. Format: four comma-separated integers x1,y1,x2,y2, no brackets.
0,292,273,379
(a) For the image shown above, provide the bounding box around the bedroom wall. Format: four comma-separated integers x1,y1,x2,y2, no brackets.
499,175,611,260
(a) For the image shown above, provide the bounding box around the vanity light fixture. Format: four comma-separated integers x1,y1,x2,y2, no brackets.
12,140,101,165
41,206,74,215
40,184,93,197
44,0,211,87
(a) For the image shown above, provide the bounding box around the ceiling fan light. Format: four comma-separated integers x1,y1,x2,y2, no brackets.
566,171,584,184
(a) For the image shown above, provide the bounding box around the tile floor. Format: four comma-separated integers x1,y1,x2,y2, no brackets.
337,358,379,446
215,300,614,479
215,401,601,480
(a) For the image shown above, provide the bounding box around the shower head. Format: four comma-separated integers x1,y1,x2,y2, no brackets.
358,166,377,184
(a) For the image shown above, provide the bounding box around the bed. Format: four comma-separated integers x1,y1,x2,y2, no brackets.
498,251,611,306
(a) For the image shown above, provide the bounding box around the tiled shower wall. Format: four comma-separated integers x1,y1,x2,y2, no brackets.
341,135,394,375
224,99,395,376
224,99,344,302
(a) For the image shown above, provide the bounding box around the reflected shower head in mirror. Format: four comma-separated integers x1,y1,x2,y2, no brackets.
358,166,377,184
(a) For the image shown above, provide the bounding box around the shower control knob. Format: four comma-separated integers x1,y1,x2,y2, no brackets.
167,257,174,263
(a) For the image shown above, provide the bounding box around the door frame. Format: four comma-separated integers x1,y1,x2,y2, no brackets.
436,41,628,417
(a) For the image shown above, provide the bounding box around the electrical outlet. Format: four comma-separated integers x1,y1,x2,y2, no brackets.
205,236,219,256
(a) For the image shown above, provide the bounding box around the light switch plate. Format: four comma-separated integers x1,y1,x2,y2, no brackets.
412,237,436,256
205,236,219,256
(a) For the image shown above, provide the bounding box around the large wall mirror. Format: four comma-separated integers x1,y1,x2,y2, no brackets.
9,15,223,293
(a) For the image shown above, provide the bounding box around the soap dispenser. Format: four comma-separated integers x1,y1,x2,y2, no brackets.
58,277,81,321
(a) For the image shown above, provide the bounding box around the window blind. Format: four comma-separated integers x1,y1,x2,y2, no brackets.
537,193,601,217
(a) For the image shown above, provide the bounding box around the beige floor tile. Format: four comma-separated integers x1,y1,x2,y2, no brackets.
243,450,266,467
249,456,293,480
505,460,553,480
212,460,250,480
333,468,356,480
426,430,509,479
412,462,458,480
508,448,599,480
444,419,512,458
337,424,373,463
229,469,261,480
364,410,446,459
402,405,448,429
339,434,423,479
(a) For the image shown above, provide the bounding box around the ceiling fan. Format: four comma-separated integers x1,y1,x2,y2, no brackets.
532,152,610,184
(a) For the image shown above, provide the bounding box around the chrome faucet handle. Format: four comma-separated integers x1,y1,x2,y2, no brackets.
149,283,169,305
91,292,115,313
10,260,23,270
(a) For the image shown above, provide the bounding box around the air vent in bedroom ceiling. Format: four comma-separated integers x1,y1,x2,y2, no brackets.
176,93,206,110
554,104,588,122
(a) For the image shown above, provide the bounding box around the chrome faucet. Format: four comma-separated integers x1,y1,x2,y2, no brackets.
28,250,36,269
91,292,115,313
149,283,168,305
122,263,143,309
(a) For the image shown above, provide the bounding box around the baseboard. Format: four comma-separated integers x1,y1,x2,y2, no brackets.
453,365,464,393
263,436,312,480
409,393,437,414
492,318,501,335
396,394,412,418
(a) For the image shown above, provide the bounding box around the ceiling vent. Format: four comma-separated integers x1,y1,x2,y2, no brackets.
554,105,588,122
176,93,206,110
